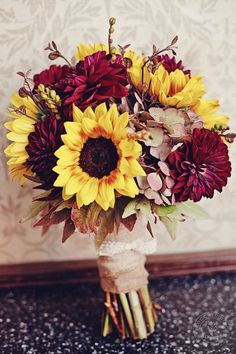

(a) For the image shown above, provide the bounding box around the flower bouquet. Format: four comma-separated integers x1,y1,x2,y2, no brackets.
4,18,235,340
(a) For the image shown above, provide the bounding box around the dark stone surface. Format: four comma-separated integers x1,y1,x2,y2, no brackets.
0,273,235,354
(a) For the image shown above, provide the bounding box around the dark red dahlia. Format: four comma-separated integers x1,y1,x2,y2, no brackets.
25,115,65,187
168,129,231,202
33,64,72,92
62,51,128,111
157,54,191,76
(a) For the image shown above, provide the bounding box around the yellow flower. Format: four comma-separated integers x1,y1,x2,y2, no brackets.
4,93,38,184
192,99,229,129
75,43,110,61
53,103,145,211
125,50,151,91
149,65,205,108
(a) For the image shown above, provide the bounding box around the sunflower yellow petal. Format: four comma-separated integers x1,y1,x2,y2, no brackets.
95,103,107,119
78,178,98,205
54,169,71,187
83,106,96,120
81,117,98,135
73,104,83,122
116,177,139,197
119,140,141,158
127,159,146,177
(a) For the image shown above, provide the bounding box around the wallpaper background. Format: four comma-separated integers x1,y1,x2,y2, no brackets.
0,0,236,264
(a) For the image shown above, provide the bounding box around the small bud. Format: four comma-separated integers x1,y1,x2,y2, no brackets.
109,27,115,33
41,93,48,100
38,84,45,92
50,90,56,99
109,17,116,25
55,95,61,103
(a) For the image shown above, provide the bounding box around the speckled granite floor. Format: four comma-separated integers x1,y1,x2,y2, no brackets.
0,272,235,354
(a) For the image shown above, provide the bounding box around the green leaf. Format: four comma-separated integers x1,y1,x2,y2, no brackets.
135,198,152,218
156,205,176,216
122,199,139,218
160,216,177,240
176,201,209,219
54,200,73,212
21,201,48,223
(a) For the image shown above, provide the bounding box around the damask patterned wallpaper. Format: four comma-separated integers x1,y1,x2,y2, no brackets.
0,0,236,264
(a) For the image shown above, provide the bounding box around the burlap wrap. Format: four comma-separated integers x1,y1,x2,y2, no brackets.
97,250,148,294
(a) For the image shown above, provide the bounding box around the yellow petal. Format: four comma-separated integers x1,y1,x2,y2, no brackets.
65,175,84,195
99,115,112,135
64,122,81,135
119,158,130,175
95,103,107,119
79,178,99,205
116,176,139,197
127,159,146,177
81,117,98,135
95,191,110,211
73,104,83,122
83,106,96,120
53,168,71,187
6,132,29,143
119,140,141,158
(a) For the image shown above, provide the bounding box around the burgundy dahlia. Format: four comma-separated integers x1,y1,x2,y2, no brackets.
168,128,231,202
62,51,128,111
25,115,65,187
157,54,191,76
33,64,72,92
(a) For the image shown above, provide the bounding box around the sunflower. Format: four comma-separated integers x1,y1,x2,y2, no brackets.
4,93,38,184
192,99,229,129
53,103,146,210
149,65,205,108
75,43,110,61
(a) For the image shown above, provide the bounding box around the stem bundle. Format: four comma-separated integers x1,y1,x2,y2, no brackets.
102,285,157,339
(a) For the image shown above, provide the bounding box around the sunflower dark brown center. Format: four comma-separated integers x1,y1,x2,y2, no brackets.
79,137,119,178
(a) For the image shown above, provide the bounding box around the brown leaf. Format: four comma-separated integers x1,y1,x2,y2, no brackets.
50,208,71,224
62,218,75,243
17,71,25,77
171,35,178,45
41,224,51,236
123,44,131,50
45,43,52,51
48,51,60,60
24,77,34,92
95,209,115,249
146,221,154,237
71,203,89,233
121,213,137,232
18,87,29,98
86,203,102,232
51,41,58,51
33,204,58,227
23,174,43,183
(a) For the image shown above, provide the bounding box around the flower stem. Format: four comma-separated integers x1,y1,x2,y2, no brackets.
101,286,158,339
128,290,147,339
119,292,136,338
